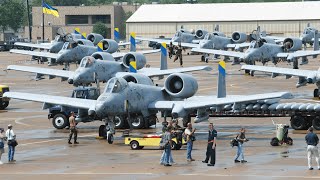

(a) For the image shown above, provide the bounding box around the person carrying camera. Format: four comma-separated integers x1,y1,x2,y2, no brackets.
184,123,196,161
235,128,248,163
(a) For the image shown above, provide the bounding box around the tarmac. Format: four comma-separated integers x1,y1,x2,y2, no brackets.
1,50,320,179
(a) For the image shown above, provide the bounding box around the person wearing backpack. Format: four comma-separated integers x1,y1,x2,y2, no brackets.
6,124,16,163
0,128,5,165
235,128,249,163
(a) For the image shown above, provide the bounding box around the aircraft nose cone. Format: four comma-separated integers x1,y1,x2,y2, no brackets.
68,78,73,84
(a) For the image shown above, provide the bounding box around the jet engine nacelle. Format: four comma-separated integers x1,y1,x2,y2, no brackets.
283,38,303,51
164,73,198,99
75,39,94,46
231,32,247,43
122,52,146,70
100,39,119,54
86,33,104,45
91,52,115,61
120,73,153,85
195,29,208,39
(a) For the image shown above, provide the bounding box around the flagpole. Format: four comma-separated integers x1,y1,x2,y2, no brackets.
42,0,44,43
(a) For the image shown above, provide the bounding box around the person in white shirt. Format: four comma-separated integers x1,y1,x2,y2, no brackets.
184,123,196,161
5,124,16,162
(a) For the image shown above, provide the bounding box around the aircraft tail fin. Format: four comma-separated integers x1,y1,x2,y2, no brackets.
314,30,319,51
217,60,226,98
160,43,167,70
129,61,137,73
97,42,103,52
130,32,136,52
81,32,86,39
74,28,81,35
114,28,120,43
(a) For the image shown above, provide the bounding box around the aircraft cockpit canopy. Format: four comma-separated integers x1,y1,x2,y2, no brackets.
249,41,258,49
105,78,127,93
204,34,212,40
80,56,95,68
175,32,181,37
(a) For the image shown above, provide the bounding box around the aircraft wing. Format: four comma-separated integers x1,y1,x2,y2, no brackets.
277,50,320,59
119,42,130,46
241,65,315,78
7,65,74,79
148,92,292,110
112,49,160,59
136,37,199,48
191,48,244,58
14,42,52,50
226,42,251,49
3,92,96,109
115,66,212,78
10,49,59,59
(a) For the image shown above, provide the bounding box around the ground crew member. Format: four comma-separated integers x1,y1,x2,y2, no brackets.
202,123,217,166
168,42,174,59
0,128,5,165
174,44,183,67
184,123,196,161
235,128,248,163
160,127,173,166
305,127,320,170
6,124,16,162
68,112,79,144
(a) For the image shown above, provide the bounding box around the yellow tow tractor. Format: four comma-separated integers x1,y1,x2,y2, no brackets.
124,131,186,150
0,85,9,110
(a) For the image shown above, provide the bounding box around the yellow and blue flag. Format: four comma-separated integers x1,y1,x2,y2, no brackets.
43,2,59,17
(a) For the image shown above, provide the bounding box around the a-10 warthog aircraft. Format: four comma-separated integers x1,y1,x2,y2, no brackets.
7,43,211,87
3,61,292,144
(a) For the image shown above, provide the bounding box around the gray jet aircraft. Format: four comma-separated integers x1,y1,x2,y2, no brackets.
3,60,292,144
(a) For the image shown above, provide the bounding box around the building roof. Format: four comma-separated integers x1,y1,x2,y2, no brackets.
127,2,320,23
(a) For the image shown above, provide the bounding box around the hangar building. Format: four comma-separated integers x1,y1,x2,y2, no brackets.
126,1,320,45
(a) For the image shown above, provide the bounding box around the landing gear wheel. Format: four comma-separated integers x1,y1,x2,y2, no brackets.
290,115,306,130
244,70,250,75
130,141,139,150
270,137,279,146
0,100,9,110
131,115,145,129
314,89,319,98
99,125,106,138
52,114,69,129
201,55,205,62
286,137,293,145
114,115,125,129
171,141,177,150
312,116,320,130
107,133,114,144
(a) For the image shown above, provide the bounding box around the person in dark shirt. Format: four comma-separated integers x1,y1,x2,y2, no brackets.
168,42,174,59
235,128,248,163
305,127,320,170
173,44,183,67
202,123,217,166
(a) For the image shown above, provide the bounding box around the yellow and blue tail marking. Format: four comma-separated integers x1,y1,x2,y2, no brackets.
81,32,86,39
129,61,137,73
114,28,120,42
160,43,167,57
74,28,81,35
218,60,226,77
130,32,136,51
97,42,103,52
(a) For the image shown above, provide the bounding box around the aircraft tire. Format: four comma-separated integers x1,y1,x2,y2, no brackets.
0,100,9,110
314,89,319,98
114,115,125,129
290,115,306,130
270,137,279,146
131,115,145,129
52,114,69,129
312,116,320,130
99,125,106,137
107,133,114,144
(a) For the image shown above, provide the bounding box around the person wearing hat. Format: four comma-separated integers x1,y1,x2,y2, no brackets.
5,124,16,162
305,127,320,170
68,112,79,144
0,128,5,164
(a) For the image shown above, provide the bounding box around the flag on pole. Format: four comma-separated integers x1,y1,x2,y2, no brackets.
42,2,59,17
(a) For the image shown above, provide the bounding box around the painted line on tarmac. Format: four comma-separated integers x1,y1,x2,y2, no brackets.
14,115,45,126
0,172,154,175
19,134,96,146
183,174,320,178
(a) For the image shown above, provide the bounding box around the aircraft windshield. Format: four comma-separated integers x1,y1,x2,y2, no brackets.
175,32,181,37
62,42,69,50
54,35,61,42
80,57,94,68
105,78,122,93
204,34,211,40
249,41,257,49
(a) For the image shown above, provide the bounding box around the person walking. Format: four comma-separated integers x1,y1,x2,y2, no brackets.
0,128,5,165
168,42,174,59
160,128,173,166
6,124,16,162
68,112,79,144
173,44,183,67
234,128,248,163
305,127,320,170
202,123,217,166
184,123,196,161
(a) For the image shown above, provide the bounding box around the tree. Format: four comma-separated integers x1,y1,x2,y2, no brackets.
0,0,26,32
93,22,108,38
